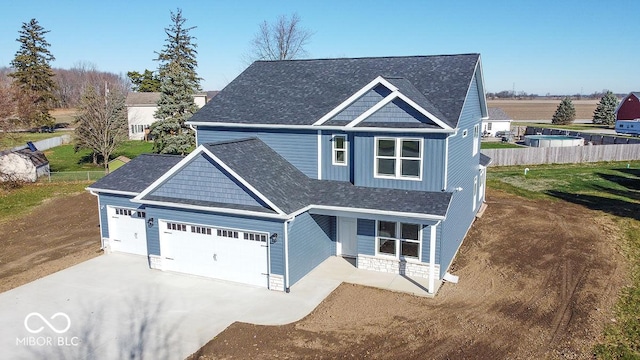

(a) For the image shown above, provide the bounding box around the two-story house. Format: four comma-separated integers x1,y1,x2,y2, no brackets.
87,53,491,295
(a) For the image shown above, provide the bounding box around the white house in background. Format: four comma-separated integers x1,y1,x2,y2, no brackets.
126,92,208,140
482,107,512,137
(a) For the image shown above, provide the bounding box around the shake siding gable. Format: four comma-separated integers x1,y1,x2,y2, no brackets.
360,98,433,125
144,205,284,273
329,85,392,122
353,132,447,191
98,193,144,238
196,127,318,178
439,71,483,278
149,153,269,209
287,213,336,285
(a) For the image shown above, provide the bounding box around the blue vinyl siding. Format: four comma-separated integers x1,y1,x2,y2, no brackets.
357,219,375,256
330,85,391,122
197,127,318,178
439,71,483,278
352,132,447,191
287,213,336,285
144,205,284,274
150,153,269,209
98,193,143,238
361,98,434,125
321,131,351,182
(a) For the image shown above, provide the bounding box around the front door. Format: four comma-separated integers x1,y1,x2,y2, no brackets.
338,217,357,257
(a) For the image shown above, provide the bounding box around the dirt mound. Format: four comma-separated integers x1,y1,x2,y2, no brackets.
190,189,626,359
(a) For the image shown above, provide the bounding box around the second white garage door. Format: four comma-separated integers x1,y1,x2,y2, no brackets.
159,221,268,287
106,206,148,256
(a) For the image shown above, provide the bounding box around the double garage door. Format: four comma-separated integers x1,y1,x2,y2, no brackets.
159,220,269,288
107,206,148,256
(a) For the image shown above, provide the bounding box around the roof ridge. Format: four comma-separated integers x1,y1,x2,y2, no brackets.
254,53,480,63
138,153,184,158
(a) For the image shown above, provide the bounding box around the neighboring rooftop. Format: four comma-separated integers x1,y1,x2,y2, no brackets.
126,92,209,106
189,54,481,128
488,107,512,121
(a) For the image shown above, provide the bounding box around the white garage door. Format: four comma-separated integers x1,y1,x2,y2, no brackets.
159,221,268,287
106,206,148,256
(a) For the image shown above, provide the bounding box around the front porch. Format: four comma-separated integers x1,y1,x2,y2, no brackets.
291,256,440,297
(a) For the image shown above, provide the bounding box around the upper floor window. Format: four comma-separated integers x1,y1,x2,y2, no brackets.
332,135,347,166
375,137,422,180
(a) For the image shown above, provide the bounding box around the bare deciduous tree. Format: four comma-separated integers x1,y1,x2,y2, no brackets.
74,84,128,170
250,13,312,61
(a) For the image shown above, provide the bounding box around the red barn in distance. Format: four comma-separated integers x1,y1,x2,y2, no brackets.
615,92,640,135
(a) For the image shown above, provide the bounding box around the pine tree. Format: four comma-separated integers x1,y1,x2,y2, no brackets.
127,69,161,92
551,97,576,125
151,8,201,154
9,19,57,128
592,91,618,126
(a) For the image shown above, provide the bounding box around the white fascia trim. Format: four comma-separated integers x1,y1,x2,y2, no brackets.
475,56,489,118
312,76,399,126
395,92,453,130
131,198,289,220
289,204,446,222
185,121,455,134
428,221,439,293
134,145,286,215
86,188,139,197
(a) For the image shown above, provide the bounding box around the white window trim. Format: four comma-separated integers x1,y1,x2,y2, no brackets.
473,124,480,156
331,134,348,166
373,137,423,181
374,220,422,262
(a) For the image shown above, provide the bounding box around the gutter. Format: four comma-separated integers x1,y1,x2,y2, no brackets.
283,217,295,293
185,121,456,134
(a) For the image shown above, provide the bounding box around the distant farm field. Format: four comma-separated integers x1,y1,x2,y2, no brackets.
488,99,598,121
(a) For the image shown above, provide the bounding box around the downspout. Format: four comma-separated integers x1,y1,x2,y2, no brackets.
87,190,105,250
283,217,295,293
428,220,441,293
189,124,198,146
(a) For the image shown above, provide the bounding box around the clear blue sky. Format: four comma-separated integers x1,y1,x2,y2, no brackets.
1,0,637,95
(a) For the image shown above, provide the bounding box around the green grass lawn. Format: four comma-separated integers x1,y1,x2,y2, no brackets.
0,182,89,222
0,132,67,151
488,161,640,357
480,141,522,149
45,141,153,172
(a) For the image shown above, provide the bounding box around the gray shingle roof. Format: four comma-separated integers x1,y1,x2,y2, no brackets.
125,92,161,106
204,138,452,217
488,107,512,120
480,153,492,167
88,154,183,194
189,54,480,128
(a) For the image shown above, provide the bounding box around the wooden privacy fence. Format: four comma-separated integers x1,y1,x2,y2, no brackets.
482,144,640,167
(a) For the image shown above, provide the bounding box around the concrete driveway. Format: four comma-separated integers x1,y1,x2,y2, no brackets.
0,253,345,360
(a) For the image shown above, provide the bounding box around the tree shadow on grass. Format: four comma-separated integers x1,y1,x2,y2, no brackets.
546,168,640,221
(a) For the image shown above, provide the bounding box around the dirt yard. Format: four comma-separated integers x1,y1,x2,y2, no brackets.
0,192,101,293
190,189,627,360
488,99,598,121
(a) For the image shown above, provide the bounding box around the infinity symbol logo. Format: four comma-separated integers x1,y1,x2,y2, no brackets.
24,312,71,334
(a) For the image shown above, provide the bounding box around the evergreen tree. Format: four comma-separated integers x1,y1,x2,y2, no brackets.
152,8,201,154
551,97,576,125
592,91,618,126
9,19,57,127
127,69,161,92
